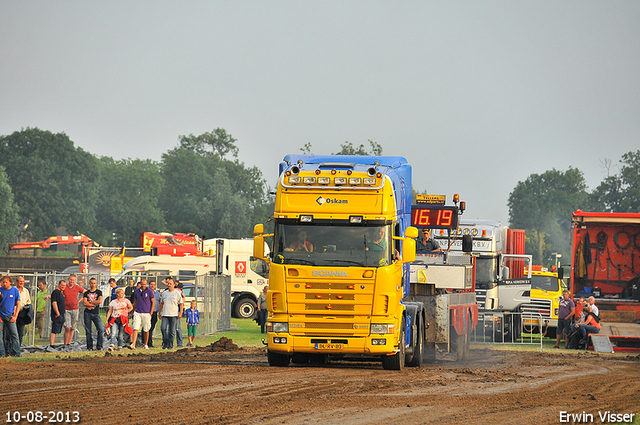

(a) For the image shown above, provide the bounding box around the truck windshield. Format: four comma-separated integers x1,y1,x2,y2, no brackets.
531,275,559,292
475,256,498,287
272,223,392,267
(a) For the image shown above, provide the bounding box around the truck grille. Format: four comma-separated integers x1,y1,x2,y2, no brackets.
521,298,551,319
286,275,374,336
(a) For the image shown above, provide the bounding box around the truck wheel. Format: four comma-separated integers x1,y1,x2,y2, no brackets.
233,298,257,319
407,315,424,367
268,350,290,367
382,318,405,371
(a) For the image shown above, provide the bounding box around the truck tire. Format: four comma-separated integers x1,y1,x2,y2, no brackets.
382,318,405,371
268,350,290,367
407,315,424,367
233,297,257,319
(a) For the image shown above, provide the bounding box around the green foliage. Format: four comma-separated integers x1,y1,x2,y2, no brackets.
0,128,99,240
300,142,313,154
333,140,383,155
178,128,239,158
0,166,20,252
160,130,271,239
587,150,640,212
93,157,166,246
508,168,587,264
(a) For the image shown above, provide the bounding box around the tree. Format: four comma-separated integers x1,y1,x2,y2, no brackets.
160,129,271,239
177,128,239,158
333,140,383,155
508,168,588,264
0,166,20,252
93,157,166,246
0,128,99,240
588,150,640,212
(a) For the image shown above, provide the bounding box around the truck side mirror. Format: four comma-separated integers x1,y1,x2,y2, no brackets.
557,267,564,280
402,238,416,263
253,224,265,260
462,234,473,253
404,226,418,239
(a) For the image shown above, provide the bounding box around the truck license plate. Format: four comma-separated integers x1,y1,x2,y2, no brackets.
315,343,343,350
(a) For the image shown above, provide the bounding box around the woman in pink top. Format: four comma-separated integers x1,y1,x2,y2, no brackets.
105,288,133,350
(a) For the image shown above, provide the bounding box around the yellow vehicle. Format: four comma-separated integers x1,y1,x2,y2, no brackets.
253,155,477,370
521,266,564,337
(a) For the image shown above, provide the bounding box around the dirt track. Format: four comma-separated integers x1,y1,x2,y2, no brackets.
2,341,639,425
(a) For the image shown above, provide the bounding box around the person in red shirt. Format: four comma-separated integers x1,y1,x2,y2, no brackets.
62,274,86,347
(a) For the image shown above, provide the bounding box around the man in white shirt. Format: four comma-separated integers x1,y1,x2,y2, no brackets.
15,276,32,346
158,279,183,350
588,296,599,316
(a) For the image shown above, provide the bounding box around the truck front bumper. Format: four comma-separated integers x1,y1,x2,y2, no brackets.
267,333,398,356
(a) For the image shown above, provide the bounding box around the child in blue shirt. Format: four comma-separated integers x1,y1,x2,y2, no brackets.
185,301,200,347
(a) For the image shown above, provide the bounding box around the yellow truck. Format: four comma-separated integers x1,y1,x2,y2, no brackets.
253,155,477,369
521,266,564,337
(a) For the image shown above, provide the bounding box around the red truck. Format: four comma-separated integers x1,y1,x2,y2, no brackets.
570,210,640,322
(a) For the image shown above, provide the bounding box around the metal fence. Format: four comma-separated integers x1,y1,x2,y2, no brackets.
470,311,544,351
3,272,231,348
195,274,232,335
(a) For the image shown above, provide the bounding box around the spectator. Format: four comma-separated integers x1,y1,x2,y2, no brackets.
130,278,155,350
257,286,268,334
185,301,200,347
575,297,588,325
63,274,86,347
82,277,104,351
124,279,136,304
35,280,48,339
175,280,185,348
109,278,118,301
105,288,133,351
148,280,160,348
416,228,442,252
0,275,21,357
554,290,575,349
588,296,599,316
158,278,183,350
49,280,66,348
578,305,601,346
15,275,32,346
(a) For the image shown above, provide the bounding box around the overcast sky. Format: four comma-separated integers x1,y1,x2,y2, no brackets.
2,1,639,226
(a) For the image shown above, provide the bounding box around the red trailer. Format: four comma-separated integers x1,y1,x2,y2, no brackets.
570,210,640,322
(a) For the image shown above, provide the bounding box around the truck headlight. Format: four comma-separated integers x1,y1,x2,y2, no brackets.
270,322,289,333
370,324,394,334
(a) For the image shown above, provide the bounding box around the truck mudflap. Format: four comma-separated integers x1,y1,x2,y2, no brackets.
269,334,400,356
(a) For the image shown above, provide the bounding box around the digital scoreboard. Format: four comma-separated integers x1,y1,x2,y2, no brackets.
410,205,458,229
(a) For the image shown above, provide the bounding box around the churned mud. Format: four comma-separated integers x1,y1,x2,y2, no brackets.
1,341,638,425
